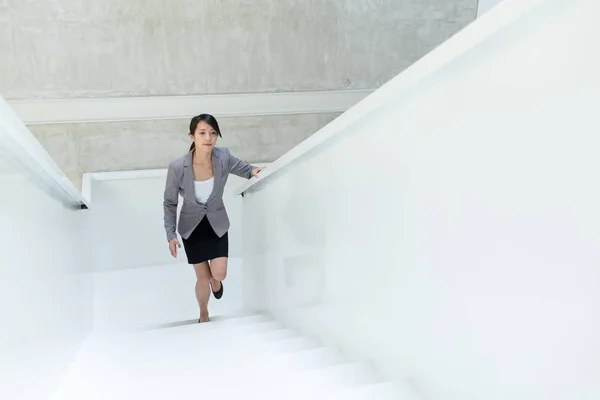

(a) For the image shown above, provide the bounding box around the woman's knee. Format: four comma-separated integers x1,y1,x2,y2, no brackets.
196,273,211,284
193,262,212,283
212,269,227,282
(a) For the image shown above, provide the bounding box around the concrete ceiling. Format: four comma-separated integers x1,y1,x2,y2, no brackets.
0,0,479,100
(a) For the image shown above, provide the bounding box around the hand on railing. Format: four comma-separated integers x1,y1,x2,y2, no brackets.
251,167,265,178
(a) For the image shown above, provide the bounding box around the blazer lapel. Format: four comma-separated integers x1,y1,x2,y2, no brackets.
183,151,196,203
207,149,222,204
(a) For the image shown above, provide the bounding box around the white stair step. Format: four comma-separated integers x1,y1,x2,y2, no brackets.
90,313,275,342
320,381,422,400
255,326,298,341
303,362,379,390
60,333,332,386
52,313,401,400
266,345,345,369
71,328,309,373
254,335,320,353
264,362,380,399
55,360,357,400
78,316,284,351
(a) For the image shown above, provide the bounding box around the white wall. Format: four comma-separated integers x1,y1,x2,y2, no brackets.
84,165,267,333
241,1,600,399
477,0,504,17
0,145,92,400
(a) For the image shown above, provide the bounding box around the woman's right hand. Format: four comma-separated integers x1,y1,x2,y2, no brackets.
168,238,182,258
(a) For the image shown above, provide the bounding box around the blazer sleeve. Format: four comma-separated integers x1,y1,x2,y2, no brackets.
226,148,255,179
163,163,180,241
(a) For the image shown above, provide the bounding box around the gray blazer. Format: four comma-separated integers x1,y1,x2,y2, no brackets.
163,147,256,241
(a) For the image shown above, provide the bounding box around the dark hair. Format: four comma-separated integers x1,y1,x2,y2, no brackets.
189,113,222,151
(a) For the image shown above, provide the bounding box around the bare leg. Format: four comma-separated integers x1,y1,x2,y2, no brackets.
193,262,212,322
209,257,228,292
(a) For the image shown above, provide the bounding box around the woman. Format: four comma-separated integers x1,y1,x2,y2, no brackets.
163,114,263,323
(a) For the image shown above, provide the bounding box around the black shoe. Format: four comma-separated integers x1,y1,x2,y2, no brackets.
212,281,223,299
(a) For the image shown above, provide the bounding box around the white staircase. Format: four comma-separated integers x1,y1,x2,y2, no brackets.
51,314,416,400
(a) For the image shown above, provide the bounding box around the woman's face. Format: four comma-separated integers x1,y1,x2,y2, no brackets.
190,121,218,152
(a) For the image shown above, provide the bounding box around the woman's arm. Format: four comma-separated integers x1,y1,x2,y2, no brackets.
163,163,180,242
227,149,263,179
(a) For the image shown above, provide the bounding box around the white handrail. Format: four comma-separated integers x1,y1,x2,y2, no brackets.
235,0,545,196
0,94,89,209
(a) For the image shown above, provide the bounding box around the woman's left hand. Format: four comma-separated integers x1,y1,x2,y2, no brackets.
252,167,264,178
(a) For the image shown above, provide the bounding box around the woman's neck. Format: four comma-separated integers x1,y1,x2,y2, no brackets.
193,149,212,165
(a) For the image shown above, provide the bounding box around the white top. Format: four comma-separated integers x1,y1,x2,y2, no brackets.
194,177,214,204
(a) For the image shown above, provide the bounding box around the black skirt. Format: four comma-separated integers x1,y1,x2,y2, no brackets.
182,216,229,265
